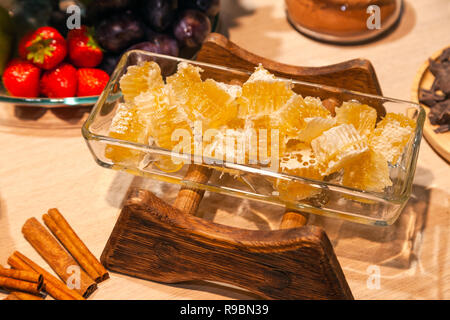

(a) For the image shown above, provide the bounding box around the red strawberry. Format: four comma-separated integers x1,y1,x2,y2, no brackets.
67,26,103,68
20,26,67,70
77,68,109,97
2,59,41,97
40,63,78,98
18,31,34,59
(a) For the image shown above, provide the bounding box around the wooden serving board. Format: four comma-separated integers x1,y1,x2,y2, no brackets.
411,46,450,163
101,189,353,300
100,33,385,300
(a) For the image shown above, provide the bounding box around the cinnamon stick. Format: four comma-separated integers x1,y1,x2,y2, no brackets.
43,213,101,282
21,218,97,298
45,208,109,282
0,276,42,295
0,266,43,285
8,251,84,300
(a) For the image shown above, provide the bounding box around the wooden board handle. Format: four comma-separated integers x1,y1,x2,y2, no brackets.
101,189,353,300
198,33,382,94
280,210,309,229
173,165,213,215
197,33,385,118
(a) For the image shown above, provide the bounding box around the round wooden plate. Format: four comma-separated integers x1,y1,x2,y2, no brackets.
412,46,450,163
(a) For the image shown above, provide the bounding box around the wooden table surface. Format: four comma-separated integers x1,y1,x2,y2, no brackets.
0,0,449,300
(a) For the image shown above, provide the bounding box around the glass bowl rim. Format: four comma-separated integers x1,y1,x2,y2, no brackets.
0,92,99,107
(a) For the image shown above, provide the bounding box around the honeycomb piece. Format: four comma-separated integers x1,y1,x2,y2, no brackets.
119,61,164,102
343,149,392,192
244,94,331,153
369,113,416,164
190,79,239,128
303,96,331,117
148,104,192,150
150,103,192,172
166,62,203,105
167,63,239,129
237,65,294,117
132,82,193,172
227,117,246,130
202,127,247,177
273,94,330,137
275,145,324,201
297,117,337,143
335,101,377,136
245,114,282,165
377,112,416,130
311,124,369,175
105,103,148,164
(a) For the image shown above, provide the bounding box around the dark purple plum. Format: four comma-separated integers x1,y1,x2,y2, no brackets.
99,53,122,75
140,0,178,32
129,33,179,57
95,11,145,53
86,0,136,24
173,10,211,48
88,0,133,13
128,34,179,75
181,0,220,17
48,10,70,37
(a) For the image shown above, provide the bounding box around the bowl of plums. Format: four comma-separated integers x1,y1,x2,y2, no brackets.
0,0,220,128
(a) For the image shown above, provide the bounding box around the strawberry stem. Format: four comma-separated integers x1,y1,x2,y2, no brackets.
26,37,55,65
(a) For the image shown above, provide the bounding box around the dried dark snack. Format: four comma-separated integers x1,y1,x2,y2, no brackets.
429,58,450,95
419,88,445,108
428,100,450,125
437,48,450,63
435,124,450,133
419,47,450,133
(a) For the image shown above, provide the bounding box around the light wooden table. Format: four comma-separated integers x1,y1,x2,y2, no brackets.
0,0,449,300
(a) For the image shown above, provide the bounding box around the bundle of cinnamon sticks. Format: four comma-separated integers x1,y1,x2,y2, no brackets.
0,266,44,299
2,209,109,300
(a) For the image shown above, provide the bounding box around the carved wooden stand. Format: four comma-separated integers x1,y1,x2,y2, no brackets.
100,33,383,300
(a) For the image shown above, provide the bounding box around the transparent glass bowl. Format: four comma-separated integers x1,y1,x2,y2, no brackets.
82,50,425,226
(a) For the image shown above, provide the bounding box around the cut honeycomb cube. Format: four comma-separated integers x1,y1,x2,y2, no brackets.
105,103,148,164
275,144,324,201
369,113,416,164
343,149,392,192
297,117,336,143
119,61,164,102
311,124,369,175
335,101,377,137
237,65,294,117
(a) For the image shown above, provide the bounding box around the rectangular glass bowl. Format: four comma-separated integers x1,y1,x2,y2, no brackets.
82,50,425,226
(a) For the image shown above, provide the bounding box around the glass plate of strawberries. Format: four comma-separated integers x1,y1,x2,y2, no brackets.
0,0,220,128
0,25,110,128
